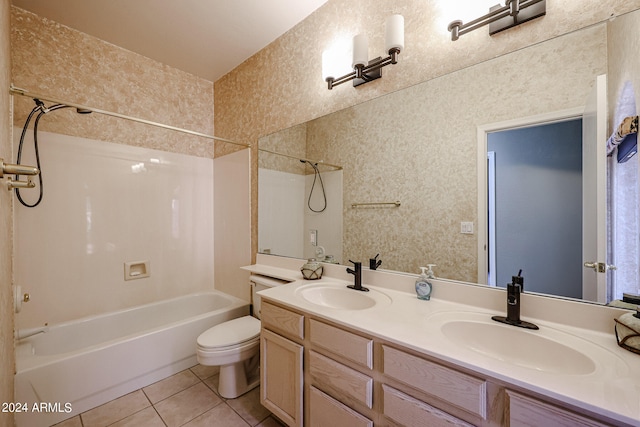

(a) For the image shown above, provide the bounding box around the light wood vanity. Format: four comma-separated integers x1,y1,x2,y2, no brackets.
244,258,639,427
259,298,624,427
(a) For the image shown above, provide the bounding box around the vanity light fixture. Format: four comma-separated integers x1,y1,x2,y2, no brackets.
448,0,545,41
322,14,404,90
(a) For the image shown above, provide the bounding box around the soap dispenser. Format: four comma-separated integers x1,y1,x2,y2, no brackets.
415,265,436,300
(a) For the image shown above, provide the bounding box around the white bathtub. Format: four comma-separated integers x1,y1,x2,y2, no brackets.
14,291,249,427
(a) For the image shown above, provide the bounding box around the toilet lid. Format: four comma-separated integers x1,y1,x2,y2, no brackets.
197,316,261,349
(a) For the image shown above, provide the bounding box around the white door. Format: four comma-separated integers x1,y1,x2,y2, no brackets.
582,74,609,303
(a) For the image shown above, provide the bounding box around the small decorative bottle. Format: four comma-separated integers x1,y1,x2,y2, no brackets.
415,265,436,300
301,258,323,280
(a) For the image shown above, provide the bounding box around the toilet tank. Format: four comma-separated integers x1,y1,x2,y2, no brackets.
250,274,290,319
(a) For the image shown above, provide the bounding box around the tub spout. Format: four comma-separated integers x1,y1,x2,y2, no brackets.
16,326,49,340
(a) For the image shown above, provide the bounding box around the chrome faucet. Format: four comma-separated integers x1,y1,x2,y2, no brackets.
492,270,538,330
346,260,369,292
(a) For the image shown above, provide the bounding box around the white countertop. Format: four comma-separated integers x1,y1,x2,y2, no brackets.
245,261,640,426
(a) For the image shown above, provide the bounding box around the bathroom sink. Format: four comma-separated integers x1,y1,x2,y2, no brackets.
428,311,601,375
296,282,391,310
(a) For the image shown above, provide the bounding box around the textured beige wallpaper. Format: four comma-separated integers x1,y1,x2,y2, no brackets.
608,8,640,123
258,123,307,175
302,25,606,281
0,0,14,422
214,0,640,265
11,7,217,158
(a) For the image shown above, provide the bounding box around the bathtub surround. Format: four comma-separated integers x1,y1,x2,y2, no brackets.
0,1,14,426
14,130,215,328
214,148,252,301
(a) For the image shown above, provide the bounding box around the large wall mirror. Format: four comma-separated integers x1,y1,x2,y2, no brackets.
258,9,640,308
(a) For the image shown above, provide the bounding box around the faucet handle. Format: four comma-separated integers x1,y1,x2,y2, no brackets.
369,254,382,270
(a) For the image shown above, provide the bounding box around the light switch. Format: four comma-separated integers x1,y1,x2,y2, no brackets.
461,222,474,234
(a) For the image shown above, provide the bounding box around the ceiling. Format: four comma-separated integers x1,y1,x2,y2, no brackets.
11,0,329,82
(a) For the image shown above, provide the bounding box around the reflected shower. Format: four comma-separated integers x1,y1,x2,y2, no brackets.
16,98,91,208
300,159,327,213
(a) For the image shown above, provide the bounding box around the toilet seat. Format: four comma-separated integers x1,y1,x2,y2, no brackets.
197,316,261,351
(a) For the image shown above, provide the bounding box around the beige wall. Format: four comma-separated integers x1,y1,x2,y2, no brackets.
213,0,640,261
0,1,14,425
11,7,216,158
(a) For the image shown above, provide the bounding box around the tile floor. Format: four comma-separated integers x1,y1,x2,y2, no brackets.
52,364,285,427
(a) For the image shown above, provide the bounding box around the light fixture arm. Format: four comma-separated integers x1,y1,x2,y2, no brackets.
326,47,400,90
448,0,545,41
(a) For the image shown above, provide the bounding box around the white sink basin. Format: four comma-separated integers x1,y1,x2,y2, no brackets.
427,311,622,376
295,282,391,310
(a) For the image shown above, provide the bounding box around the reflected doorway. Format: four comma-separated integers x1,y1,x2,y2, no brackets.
486,119,583,298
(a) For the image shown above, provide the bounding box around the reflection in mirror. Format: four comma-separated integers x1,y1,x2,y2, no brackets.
258,147,343,264
258,10,640,308
484,118,584,299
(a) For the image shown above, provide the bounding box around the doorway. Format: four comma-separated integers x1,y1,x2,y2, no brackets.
486,119,583,297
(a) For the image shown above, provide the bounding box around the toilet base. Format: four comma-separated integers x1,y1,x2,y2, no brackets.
218,354,260,399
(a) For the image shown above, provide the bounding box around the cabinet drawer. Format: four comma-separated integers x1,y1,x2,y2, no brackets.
310,319,373,369
382,345,487,419
261,301,304,341
507,390,610,427
309,350,373,409
310,386,373,427
383,385,474,427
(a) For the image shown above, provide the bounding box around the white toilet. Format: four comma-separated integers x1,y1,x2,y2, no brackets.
196,274,285,398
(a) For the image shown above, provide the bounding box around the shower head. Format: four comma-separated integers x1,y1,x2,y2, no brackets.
75,108,92,114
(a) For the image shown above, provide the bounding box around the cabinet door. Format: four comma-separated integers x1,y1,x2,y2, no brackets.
261,329,303,427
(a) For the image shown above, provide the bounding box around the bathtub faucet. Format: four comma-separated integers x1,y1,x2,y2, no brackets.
16,326,49,340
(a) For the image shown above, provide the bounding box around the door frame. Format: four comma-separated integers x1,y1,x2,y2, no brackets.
476,107,584,284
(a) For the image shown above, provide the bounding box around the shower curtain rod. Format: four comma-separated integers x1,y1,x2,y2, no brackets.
9,85,250,148
258,147,343,170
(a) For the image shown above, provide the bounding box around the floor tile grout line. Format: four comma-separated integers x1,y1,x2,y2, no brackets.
67,366,279,427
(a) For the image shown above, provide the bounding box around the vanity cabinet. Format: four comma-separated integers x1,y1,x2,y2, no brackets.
260,298,624,427
260,299,478,427
260,302,304,427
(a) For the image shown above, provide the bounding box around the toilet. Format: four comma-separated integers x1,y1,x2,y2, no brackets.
196,274,286,398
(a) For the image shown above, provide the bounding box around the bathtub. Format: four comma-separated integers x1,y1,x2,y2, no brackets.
14,291,249,427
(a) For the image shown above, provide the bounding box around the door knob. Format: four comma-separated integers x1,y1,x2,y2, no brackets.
583,262,617,273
